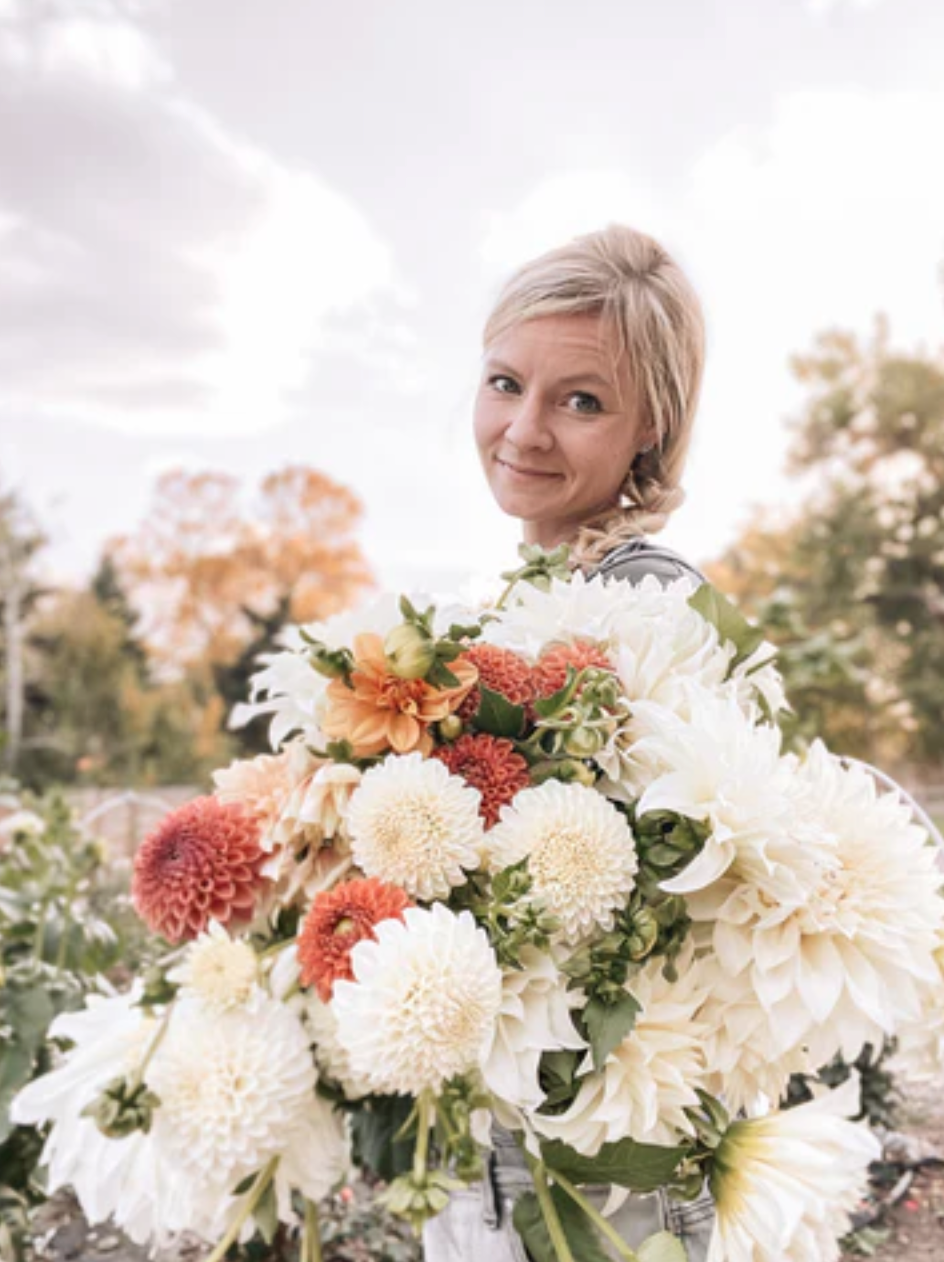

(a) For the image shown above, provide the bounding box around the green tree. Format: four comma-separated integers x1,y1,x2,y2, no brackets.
710,317,944,766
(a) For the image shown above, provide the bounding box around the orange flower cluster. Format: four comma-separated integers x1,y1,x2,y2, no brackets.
457,643,535,722
132,797,266,943
321,633,477,757
531,640,615,699
298,877,413,1000
433,733,532,828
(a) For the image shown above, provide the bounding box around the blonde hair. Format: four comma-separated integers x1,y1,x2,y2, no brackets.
483,224,705,571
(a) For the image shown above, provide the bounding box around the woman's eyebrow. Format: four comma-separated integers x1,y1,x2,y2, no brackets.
556,371,616,391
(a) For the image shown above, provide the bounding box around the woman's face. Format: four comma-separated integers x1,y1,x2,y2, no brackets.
474,312,650,548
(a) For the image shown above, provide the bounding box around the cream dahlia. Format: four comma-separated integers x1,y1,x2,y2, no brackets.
346,753,485,899
482,947,586,1113
213,743,315,833
689,742,944,1068
532,950,709,1153
262,761,362,907
486,780,638,943
331,903,503,1095
167,920,258,1011
147,992,348,1211
708,1076,880,1262
132,797,267,942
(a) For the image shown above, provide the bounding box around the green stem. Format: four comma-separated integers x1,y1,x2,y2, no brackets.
129,1002,174,1092
524,1153,575,1262
204,1157,279,1262
551,1170,640,1262
413,1090,433,1184
302,1198,323,1262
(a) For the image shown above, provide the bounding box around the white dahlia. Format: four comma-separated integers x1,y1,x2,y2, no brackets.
304,993,374,1100
487,780,637,944
690,742,944,1067
632,689,801,894
10,989,180,1246
346,753,484,900
262,760,361,907
167,920,259,1011
482,947,586,1112
147,991,348,1216
331,903,503,1095
532,950,709,1154
482,570,640,657
708,1076,880,1262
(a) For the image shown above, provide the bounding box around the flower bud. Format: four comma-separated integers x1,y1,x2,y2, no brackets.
562,726,605,759
384,623,437,680
81,1075,161,1138
438,714,464,741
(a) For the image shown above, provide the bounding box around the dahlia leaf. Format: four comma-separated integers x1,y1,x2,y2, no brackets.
638,1231,689,1262
253,1180,279,1245
687,584,765,673
539,1136,687,1192
513,1187,611,1262
350,1094,416,1182
475,685,526,738
583,991,641,1070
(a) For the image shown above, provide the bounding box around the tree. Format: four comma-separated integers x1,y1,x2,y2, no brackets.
709,317,944,767
0,486,46,777
109,465,374,673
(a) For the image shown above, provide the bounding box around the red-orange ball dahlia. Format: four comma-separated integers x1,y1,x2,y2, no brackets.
457,643,535,723
132,797,266,943
530,640,616,699
298,877,413,1001
433,732,532,828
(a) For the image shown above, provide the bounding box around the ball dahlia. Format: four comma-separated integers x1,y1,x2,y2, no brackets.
433,733,531,828
331,903,503,1095
530,639,615,699
486,780,638,943
132,797,266,943
457,643,535,722
298,876,413,1001
168,920,259,1011
346,753,485,899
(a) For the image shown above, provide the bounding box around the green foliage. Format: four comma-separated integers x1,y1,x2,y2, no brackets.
538,1135,687,1192
714,314,944,765
514,1185,611,1262
0,789,135,1249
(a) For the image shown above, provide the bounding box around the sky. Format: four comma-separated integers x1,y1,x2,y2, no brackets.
1,0,943,597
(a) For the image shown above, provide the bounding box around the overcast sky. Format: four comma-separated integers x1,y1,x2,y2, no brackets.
2,0,943,597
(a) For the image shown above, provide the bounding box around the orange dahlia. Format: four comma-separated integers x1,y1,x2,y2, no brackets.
531,640,616,699
321,633,477,757
297,877,412,1001
457,643,535,723
132,797,266,943
433,733,532,828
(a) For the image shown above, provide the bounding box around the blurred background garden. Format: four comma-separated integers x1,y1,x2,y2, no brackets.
2,0,944,1258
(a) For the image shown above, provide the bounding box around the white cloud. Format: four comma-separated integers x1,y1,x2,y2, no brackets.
0,0,410,438
479,170,663,281
805,0,886,15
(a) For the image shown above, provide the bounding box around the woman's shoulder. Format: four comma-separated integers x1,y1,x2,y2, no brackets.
590,536,706,587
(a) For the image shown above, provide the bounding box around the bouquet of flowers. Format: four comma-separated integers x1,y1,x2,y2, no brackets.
13,546,944,1262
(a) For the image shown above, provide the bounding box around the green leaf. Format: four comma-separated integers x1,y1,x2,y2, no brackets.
350,1095,416,1182
513,1187,610,1262
0,1044,34,1146
253,1178,279,1244
687,584,766,673
583,991,641,1070
638,1231,691,1262
532,667,580,719
474,685,526,738
540,1136,687,1192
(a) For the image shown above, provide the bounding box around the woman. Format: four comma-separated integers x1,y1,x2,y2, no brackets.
424,225,714,1260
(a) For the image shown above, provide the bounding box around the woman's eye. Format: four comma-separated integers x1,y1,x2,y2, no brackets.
566,391,603,415
488,374,520,395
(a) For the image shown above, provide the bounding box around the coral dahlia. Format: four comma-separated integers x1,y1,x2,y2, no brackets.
132,797,266,943
530,639,615,699
433,733,531,828
298,877,413,1001
457,643,535,722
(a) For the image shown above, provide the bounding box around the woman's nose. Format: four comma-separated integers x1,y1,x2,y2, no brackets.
503,393,553,451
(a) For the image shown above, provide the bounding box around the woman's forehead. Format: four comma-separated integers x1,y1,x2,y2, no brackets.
485,312,621,376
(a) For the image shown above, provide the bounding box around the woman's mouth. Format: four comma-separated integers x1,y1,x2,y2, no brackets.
497,457,561,480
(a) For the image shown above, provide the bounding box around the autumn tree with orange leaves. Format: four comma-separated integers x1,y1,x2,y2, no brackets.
110,465,374,673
